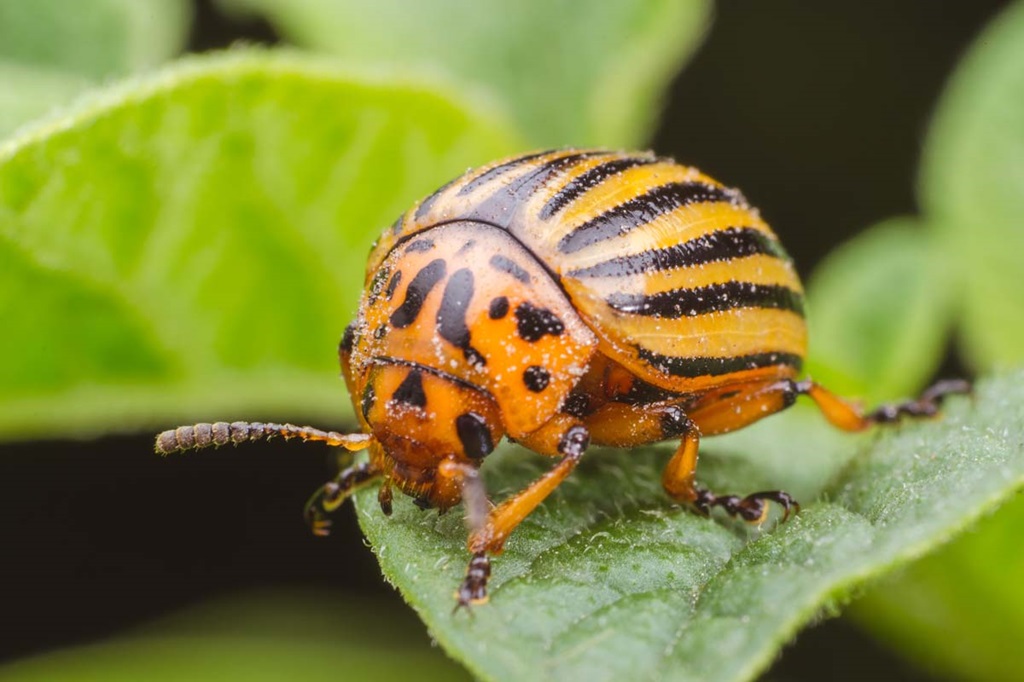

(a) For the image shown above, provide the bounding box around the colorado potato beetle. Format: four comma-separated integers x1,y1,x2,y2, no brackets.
157,149,969,609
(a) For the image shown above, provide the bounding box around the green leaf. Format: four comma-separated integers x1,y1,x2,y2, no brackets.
0,50,519,440
218,0,711,147
921,0,1024,369
355,371,1022,682
803,219,954,403
0,61,92,139
0,0,192,79
0,589,472,682
851,494,1024,682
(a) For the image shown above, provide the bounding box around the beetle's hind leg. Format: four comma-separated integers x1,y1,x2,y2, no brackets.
799,378,971,431
660,414,798,525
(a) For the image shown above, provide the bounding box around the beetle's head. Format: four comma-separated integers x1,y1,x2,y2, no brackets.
340,327,502,511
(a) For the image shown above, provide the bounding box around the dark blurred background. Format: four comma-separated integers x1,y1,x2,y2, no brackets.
1,1,1009,679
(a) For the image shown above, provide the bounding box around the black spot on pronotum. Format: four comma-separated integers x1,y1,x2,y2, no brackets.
390,259,446,328
489,254,531,283
373,325,388,340
523,365,551,392
406,239,435,253
488,296,510,320
392,370,427,408
385,270,403,299
514,302,565,342
367,266,390,305
437,267,487,366
361,383,377,420
456,412,494,460
340,323,357,354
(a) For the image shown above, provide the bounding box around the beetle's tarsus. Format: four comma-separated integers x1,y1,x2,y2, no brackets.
867,378,972,424
454,552,491,614
693,488,798,524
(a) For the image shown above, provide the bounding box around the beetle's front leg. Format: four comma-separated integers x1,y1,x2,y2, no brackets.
442,416,590,611
304,460,382,536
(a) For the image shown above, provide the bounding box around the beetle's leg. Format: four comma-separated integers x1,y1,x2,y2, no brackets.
797,378,972,432
437,460,492,611
444,416,590,610
660,413,798,524
304,460,383,536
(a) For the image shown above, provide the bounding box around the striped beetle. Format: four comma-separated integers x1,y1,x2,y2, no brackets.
157,149,969,609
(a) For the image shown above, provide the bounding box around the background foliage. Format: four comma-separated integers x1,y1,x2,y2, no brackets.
1,2,1022,681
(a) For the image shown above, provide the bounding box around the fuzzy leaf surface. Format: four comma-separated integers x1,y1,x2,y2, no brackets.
356,372,1022,682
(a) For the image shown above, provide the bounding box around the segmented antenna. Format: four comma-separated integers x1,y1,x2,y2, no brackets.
155,422,371,454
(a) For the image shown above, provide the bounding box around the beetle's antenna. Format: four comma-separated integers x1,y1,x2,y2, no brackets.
155,422,371,455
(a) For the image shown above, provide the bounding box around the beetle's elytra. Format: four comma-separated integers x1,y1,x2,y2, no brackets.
156,149,969,608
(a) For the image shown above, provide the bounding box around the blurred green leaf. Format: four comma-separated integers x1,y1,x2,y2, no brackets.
852,494,1024,682
218,0,711,147
0,62,92,139
355,372,1020,682
843,5,1024,677
921,0,1024,369
0,589,472,681
804,219,954,403
0,0,192,79
0,50,518,440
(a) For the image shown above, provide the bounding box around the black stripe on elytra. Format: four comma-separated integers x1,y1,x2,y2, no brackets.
388,214,404,235
466,150,607,226
437,267,487,366
557,181,739,254
413,178,457,222
489,254,531,283
456,150,554,196
539,155,658,219
605,281,804,318
390,259,446,328
456,412,494,460
567,227,787,278
391,370,427,408
405,238,435,253
514,301,565,342
637,348,803,378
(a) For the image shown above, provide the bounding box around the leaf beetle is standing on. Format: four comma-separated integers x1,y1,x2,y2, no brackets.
157,149,969,609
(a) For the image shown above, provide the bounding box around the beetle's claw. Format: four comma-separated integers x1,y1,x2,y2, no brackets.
453,552,490,614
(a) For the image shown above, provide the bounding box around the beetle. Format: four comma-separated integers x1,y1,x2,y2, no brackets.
156,149,969,609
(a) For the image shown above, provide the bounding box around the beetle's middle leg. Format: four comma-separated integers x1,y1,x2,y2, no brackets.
584,386,800,523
